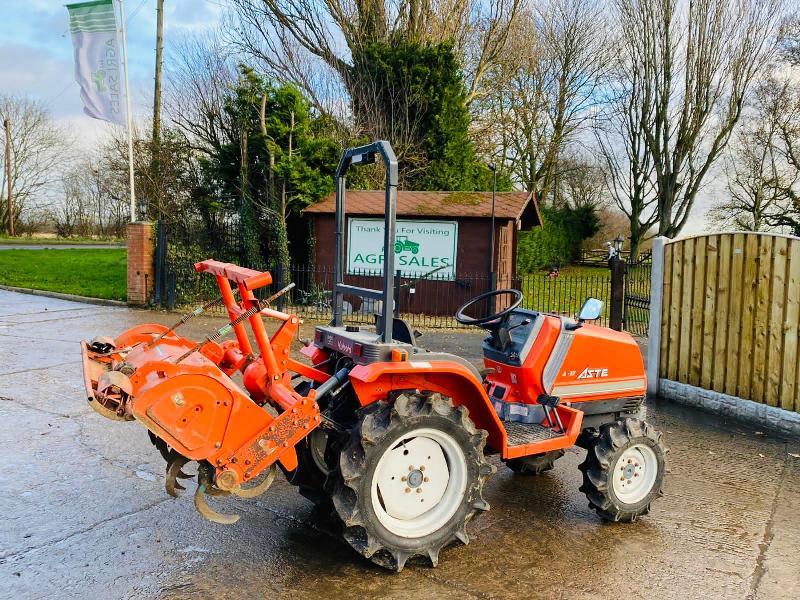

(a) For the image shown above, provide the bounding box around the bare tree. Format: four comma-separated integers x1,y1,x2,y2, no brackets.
556,153,607,209
612,0,785,239
478,0,610,203
594,36,659,258
761,76,800,233
780,14,800,65
56,155,131,238
0,95,69,233
709,81,785,230
164,32,238,156
226,0,521,114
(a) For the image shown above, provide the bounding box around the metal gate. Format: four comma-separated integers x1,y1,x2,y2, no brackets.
623,252,652,337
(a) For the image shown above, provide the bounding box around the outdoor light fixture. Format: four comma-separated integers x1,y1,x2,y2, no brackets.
613,235,624,254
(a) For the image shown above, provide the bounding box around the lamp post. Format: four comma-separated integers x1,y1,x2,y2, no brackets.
488,163,498,314
609,234,626,331
613,235,624,256
488,163,497,279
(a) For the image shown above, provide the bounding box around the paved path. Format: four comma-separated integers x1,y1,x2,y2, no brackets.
0,289,798,599
0,244,124,250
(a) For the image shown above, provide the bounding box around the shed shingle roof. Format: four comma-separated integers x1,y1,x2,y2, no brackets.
304,190,541,225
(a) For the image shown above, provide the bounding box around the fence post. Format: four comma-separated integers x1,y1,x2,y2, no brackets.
609,257,625,330
646,237,667,397
153,220,166,306
276,262,285,311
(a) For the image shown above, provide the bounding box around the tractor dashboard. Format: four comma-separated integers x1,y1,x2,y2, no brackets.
482,308,542,366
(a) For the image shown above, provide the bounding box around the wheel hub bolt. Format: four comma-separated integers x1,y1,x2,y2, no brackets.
407,469,424,488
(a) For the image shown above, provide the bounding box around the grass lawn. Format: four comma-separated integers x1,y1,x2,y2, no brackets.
0,249,127,301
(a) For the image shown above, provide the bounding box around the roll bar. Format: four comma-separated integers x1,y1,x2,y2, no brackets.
332,141,398,343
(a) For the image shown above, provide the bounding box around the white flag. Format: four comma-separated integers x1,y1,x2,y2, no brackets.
66,0,125,124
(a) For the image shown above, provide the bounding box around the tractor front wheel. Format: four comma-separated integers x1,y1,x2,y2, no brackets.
579,418,666,522
330,392,494,571
505,449,565,475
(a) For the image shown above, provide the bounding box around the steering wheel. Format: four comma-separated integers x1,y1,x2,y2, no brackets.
455,289,524,329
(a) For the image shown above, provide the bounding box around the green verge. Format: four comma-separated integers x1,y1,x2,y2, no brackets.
0,249,127,301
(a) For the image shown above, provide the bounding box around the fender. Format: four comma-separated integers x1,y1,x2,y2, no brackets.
114,323,171,348
348,360,507,452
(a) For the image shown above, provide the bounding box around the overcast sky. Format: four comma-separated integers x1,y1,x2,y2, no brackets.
0,0,715,234
0,0,224,146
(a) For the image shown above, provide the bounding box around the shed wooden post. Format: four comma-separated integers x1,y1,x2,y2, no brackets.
646,237,667,396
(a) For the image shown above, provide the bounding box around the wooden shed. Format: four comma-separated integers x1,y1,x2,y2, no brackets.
303,190,541,316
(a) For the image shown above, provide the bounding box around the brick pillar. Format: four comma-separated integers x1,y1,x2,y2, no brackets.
127,222,155,305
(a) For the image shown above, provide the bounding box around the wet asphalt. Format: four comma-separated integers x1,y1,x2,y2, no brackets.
1,289,799,600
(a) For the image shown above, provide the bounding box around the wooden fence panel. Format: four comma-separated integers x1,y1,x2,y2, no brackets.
660,232,800,414
678,238,695,382
726,234,746,396
700,235,718,390
766,237,787,407
712,235,732,393
782,243,800,412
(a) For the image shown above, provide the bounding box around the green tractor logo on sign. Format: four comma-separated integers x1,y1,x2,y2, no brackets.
394,236,420,255
92,69,107,93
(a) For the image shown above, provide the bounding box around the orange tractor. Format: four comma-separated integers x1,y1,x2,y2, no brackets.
81,141,666,571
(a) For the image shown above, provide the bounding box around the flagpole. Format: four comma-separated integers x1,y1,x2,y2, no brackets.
117,0,136,222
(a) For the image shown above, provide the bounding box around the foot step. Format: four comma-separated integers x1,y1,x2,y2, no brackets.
504,421,562,447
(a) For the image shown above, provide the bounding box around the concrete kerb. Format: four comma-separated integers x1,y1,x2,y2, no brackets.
0,284,126,308
660,379,800,437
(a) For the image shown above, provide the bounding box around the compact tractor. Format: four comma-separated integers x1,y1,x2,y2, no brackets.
81,141,666,571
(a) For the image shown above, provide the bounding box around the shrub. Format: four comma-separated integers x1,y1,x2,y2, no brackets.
517,204,600,272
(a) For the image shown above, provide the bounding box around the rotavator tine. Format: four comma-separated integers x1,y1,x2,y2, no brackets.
165,454,191,498
232,465,276,499
176,470,193,480
194,484,240,525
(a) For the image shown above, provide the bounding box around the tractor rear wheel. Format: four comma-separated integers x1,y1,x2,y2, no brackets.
505,449,565,475
579,418,666,522
330,392,495,571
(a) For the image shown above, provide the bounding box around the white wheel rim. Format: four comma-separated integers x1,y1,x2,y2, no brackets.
370,427,467,539
611,444,658,504
309,429,330,476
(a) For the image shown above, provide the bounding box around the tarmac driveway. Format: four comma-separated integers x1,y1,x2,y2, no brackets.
0,289,799,599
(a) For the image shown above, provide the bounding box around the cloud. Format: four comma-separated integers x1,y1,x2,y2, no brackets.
0,0,223,124
0,42,80,118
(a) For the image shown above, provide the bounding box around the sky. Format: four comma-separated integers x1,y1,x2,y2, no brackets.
0,0,225,147
0,0,714,235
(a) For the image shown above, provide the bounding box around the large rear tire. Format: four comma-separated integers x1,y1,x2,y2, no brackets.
330,392,495,571
579,418,666,522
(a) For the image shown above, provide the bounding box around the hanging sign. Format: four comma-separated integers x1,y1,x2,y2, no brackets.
347,218,458,280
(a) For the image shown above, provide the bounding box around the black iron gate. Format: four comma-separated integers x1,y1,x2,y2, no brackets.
153,218,651,334
623,252,652,337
